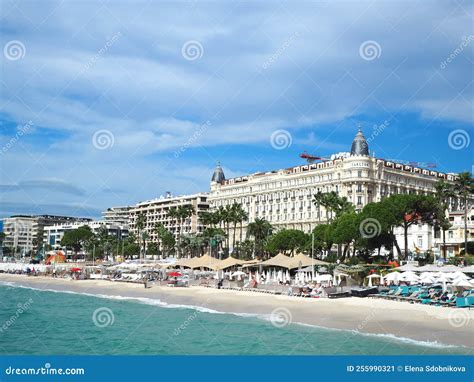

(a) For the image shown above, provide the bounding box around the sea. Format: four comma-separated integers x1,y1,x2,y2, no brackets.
0,282,469,355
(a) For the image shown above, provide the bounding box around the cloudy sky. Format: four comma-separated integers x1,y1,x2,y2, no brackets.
0,0,472,218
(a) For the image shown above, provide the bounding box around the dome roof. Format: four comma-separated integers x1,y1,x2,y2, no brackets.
211,162,225,183
350,129,369,156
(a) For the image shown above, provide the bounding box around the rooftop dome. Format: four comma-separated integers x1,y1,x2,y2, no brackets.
350,129,369,156
211,162,225,183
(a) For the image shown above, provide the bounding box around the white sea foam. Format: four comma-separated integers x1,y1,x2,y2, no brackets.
0,281,467,350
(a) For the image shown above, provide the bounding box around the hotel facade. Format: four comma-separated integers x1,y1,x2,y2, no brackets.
209,130,466,255
128,193,209,245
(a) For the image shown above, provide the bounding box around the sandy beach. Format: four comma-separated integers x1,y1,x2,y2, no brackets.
1,273,473,349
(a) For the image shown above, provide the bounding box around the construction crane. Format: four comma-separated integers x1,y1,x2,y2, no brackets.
299,151,329,164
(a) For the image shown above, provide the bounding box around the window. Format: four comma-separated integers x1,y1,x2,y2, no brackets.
357,184,362,192
417,236,423,247
357,196,362,205
448,231,454,239
358,170,362,178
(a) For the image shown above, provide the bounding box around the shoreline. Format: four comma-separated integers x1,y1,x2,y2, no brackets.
1,274,473,349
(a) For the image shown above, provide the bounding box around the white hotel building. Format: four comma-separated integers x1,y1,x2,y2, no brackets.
209,130,464,255
128,193,209,244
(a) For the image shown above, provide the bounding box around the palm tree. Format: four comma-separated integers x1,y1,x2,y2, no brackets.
237,206,248,247
222,205,233,251
434,180,454,259
247,218,273,258
453,172,474,256
167,205,195,257
135,213,146,262
313,191,337,222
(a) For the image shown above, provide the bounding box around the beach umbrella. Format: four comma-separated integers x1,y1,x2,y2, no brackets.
452,278,473,289
400,272,420,284
231,271,246,281
383,272,400,285
448,271,470,280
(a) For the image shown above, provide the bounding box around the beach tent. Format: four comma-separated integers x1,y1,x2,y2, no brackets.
211,256,246,270
184,254,223,269
45,251,66,265
366,274,382,287
258,253,293,269
288,253,328,269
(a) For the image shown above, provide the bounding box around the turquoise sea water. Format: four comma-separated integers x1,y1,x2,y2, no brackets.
0,283,470,355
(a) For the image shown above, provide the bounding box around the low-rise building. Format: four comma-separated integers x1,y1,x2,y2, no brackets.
1,215,91,255
434,208,474,257
43,221,128,248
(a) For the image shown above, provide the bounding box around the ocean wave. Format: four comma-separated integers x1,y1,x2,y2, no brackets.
0,280,467,350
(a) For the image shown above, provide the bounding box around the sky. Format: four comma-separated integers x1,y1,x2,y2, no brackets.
0,0,473,219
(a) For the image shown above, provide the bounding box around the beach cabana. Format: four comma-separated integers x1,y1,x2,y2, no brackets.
258,253,293,269
366,274,382,287
188,254,223,270
211,256,245,270
288,253,328,270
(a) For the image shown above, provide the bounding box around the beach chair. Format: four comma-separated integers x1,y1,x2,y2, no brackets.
455,295,474,308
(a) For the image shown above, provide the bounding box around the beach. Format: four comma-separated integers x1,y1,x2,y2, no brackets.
0,273,473,349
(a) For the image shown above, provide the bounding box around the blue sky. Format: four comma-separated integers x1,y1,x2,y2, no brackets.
0,0,472,218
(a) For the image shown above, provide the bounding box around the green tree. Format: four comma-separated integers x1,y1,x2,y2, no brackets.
381,194,439,260
135,213,147,262
147,242,160,258
246,218,273,258
265,229,309,256
154,223,175,258
60,225,94,255
331,213,360,261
